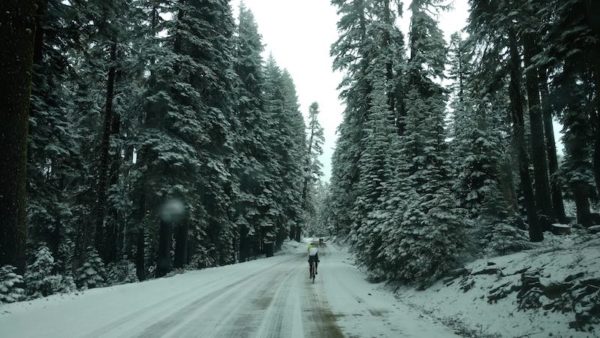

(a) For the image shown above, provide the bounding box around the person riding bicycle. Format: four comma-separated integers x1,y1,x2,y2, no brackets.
308,242,319,275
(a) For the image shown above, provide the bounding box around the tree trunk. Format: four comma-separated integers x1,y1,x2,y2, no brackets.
591,68,600,198
173,220,189,269
104,102,121,264
563,59,593,227
522,33,555,230
0,0,36,273
508,29,542,242
498,158,519,213
239,226,249,262
539,67,568,223
135,226,146,281
95,40,118,259
573,182,593,227
156,219,173,277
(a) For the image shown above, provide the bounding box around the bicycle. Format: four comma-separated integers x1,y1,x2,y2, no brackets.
309,259,316,283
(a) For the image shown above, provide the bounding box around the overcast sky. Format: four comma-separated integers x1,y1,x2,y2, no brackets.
232,0,470,182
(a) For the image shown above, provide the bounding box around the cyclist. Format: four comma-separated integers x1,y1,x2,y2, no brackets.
308,242,319,276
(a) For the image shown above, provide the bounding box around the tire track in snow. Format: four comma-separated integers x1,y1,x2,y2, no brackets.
302,270,345,338
253,266,299,338
83,255,296,338
82,272,231,338
169,264,297,338
134,256,297,338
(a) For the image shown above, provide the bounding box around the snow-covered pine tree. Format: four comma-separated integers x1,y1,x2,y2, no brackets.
329,0,372,237
0,0,36,274
280,70,308,245
76,247,106,290
359,0,407,277
136,0,239,275
27,0,81,273
232,4,271,260
556,59,595,227
448,34,505,219
25,245,53,298
184,0,238,267
0,265,25,304
300,102,325,240
307,181,332,237
25,245,75,298
106,259,138,285
384,0,464,284
262,59,307,252
126,0,171,281
468,0,543,241
352,62,394,277
543,0,599,227
64,0,147,270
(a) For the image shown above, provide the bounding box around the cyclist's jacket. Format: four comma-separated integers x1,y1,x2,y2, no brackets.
308,247,318,256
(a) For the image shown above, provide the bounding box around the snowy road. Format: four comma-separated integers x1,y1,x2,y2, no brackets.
0,243,459,338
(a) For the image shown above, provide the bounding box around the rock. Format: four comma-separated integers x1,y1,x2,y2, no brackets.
517,272,544,310
588,225,600,234
472,267,502,276
443,267,470,284
487,281,520,304
459,277,475,292
543,282,573,299
551,223,571,235
565,272,585,283
590,213,600,225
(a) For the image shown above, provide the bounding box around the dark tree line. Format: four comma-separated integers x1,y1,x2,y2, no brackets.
0,0,37,275
1,0,321,302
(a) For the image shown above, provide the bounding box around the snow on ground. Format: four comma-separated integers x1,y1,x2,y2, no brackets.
321,244,461,338
0,241,459,338
397,232,600,338
3,236,597,338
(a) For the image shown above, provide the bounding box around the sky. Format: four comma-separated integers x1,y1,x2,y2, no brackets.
232,0,470,182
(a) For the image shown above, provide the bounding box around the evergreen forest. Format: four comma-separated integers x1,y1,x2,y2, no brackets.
0,0,325,299
1,0,600,313
327,0,600,285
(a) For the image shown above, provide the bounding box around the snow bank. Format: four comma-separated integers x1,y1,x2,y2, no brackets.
397,232,600,337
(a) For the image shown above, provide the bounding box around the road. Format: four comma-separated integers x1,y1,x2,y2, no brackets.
0,243,460,338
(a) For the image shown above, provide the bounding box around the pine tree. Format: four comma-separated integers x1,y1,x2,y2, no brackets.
0,265,25,304
76,247,106,290
555,59,595,227
136,0,239,276
0,0,37,273
520,3,555,230
106,259,138,285
301,102,325,240
232,4,268,261
262,59,306,252
329,0,372,237
539,67,567,223
386,0,463,284
352,59,395,274
468,0,543,241
25,245,75,298
543,0,599,227
26,0,89,276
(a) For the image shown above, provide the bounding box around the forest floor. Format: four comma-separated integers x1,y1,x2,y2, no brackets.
0,241,459,338
396,230,600,338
